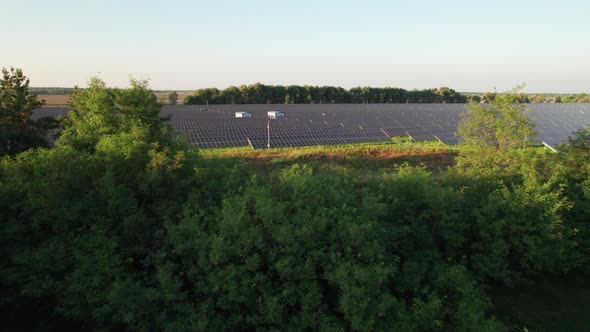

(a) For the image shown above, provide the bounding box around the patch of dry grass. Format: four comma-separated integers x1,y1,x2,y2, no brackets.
199,142,459,174
154,91,193,104
37,94,70,106
36,92,193,106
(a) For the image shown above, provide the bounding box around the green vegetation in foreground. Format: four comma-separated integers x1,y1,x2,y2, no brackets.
2,69,590,331
490,272,590,331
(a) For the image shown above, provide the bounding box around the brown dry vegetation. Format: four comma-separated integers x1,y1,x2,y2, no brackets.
37,91,192,106
37,94,70,106
199,142,458,175
154,91,192,104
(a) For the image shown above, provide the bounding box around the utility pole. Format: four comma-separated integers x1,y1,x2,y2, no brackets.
267,117,270,149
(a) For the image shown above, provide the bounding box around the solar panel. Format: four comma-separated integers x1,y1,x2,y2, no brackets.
31,103,590,150
405,127,437,141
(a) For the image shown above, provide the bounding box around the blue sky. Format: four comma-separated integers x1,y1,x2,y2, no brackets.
2,0,589,92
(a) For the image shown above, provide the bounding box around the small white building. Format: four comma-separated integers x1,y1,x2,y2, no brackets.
235,112,253,118
267,111,285,119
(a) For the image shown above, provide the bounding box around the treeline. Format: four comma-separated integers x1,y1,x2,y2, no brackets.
184,83,467,104
467,92,590,104
30,87,75,95
30,85,590,105
532,93,590,103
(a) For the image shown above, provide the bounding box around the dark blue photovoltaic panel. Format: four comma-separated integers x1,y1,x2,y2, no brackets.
31,103,590,149
405,127,437,141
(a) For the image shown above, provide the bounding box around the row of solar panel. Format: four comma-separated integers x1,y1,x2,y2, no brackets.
32,104,590,150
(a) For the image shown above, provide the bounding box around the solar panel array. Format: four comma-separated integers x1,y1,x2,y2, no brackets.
528,104,590,147
33,103,590,150
160,104,466,149
30,106,68,144
31,106,68,120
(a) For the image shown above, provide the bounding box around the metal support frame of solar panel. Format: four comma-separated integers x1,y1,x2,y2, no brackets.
404,127,437,141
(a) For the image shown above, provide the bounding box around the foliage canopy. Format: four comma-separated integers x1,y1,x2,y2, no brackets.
0,67,54,155
184,83,467,105
457,86,536,150
58,77,167,152
168,91,178,105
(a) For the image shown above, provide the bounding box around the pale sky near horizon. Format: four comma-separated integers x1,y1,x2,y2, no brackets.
1,0,589,92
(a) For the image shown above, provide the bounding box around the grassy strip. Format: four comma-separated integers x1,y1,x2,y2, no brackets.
197,140,459,174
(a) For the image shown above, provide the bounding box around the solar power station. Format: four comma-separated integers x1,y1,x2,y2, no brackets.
34,104,590,150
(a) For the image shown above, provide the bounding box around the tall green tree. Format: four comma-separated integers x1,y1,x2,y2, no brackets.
480,92,497,103
555,128,590,270
457,85,535,150
58,77,165,151
0,67,53,155
168,91,178,105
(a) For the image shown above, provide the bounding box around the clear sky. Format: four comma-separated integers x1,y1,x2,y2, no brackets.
1,0,589,92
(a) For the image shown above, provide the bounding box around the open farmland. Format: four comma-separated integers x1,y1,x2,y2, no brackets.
36,94,70,106
33,91,192,106
32,103,590,150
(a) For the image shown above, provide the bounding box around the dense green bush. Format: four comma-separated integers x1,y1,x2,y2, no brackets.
2,150,511,330
3,146,585,330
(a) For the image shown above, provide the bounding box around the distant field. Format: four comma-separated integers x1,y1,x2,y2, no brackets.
37,94,70,106
154,91,192,104
35,91,192,106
